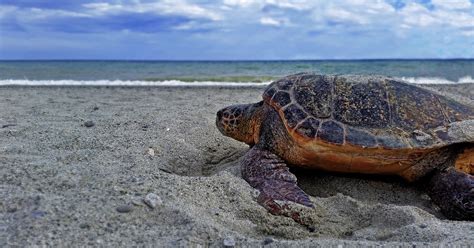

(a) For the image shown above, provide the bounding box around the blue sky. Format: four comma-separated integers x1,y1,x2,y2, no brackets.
0,0,473,60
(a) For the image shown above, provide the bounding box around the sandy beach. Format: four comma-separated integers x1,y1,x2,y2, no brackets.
1,84,473,247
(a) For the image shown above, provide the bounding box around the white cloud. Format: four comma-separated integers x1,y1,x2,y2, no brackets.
155,0,222,21
399,1,474,31
29,8,92,18
0,5,91,25
223,0,311,10
431,0,472,10
345,0,395,14
306,0,395,28
260,16,281,26
264,0,311,11
84,0,222,21
223,0,258,8
82,3,118,13
461,30,474,36
400,3,437,27
324,7,369,25
173,21,198,30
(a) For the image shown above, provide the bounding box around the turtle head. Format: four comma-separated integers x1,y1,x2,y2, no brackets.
216,101,264,145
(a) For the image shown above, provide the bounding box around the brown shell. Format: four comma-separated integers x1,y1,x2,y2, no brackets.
263,73,474,150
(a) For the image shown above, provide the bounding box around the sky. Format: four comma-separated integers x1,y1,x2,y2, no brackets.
0,0,473,60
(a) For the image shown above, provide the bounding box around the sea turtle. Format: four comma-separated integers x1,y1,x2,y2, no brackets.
216,73,474,223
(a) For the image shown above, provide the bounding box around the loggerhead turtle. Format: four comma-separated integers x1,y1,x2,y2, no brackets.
216,73,474,223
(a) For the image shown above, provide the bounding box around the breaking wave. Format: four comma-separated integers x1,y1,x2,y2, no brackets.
0,79,271,87
0,76,472,86
399,76,474,84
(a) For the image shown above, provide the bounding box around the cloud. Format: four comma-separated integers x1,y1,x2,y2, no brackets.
399,1,474,32
323,7,369,25
260,16,281,26
0,0,86,10
84,1,222,21
0,0,222,34
431,0,472,10
223,0,258,8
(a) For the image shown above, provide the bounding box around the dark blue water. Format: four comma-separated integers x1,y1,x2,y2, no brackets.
0,60,473,83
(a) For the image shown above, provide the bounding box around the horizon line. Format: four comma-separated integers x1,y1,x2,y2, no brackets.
0,58,473,62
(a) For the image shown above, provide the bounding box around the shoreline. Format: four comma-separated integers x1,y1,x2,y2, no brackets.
0,75,473,87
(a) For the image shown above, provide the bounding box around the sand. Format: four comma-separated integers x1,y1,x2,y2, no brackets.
0,84,473,247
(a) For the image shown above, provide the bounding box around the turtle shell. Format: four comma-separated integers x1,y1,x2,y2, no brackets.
263,73,474,149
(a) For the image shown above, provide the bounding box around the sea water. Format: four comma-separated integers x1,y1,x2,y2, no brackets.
0,60,472,86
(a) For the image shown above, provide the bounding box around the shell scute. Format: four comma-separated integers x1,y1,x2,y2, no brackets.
263,86,277,101
346,127,377,148
334,79,390,128
283,104,307,129
295,117,320,138
272,91,291,108
294,75,333,118
317,121,344,145
388,80,447,130
377,135,409,149
437,96,474,122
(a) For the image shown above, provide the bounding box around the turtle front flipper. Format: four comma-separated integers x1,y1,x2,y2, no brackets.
426,167,473,221
241,146,313,224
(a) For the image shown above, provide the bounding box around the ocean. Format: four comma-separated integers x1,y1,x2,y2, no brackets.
0,60,473,86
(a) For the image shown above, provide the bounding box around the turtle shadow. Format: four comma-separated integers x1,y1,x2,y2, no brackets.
202,147,247,176
291,167,443,218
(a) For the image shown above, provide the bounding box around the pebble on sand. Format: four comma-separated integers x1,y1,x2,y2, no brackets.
84,120,95,127
263,237,274,245
147,148,155,157
223,236,236,247
131,196,145,206
116,204,133,213
144,193,163,209
1,123,16,128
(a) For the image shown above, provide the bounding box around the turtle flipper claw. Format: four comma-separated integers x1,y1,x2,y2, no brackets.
258,180,313,208
256,179,313,225
241,146,313,224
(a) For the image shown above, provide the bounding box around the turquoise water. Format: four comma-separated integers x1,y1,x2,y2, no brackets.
0,60,473,83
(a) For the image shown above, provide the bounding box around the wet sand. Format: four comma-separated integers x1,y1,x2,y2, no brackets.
0,84,473,247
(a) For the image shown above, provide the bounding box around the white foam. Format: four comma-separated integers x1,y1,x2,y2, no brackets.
0,79,272,87
0,76,472,86
399,76,474,84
